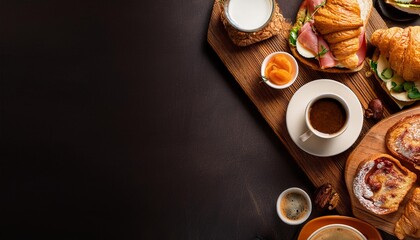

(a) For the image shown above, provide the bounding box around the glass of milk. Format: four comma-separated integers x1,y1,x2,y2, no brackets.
224,0,275,32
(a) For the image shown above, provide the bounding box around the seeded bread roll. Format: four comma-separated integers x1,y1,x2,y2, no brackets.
353,153,417,215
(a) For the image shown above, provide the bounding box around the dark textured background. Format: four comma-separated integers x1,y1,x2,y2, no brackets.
0,0,417,239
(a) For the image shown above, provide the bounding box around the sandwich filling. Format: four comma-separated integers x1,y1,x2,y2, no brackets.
370,51,420,104
369,26,420,106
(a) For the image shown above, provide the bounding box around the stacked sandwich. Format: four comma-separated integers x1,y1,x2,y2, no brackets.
369,26,420,107
289,0,372,72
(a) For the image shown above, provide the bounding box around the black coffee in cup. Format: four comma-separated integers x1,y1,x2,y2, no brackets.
280,192,309,221
309,97,347,134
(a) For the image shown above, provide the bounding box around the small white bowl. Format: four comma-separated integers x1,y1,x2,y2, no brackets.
307,223,367,240
261,51,298,89
276,187,311,225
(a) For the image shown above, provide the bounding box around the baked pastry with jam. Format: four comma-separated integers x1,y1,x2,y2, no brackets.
353,153,417,215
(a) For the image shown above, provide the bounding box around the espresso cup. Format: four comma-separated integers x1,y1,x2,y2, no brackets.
276,187,312,225
299,93,350,142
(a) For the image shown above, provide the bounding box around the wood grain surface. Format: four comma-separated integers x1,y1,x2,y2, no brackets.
207,0,418,237
345,108,420,236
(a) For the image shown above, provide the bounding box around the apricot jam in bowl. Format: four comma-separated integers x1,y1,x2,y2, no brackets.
261,51,298,89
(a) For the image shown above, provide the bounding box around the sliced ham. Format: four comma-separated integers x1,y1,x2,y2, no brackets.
297,21,336,68
298,20,311,34
356,28,366,66
317,36,337,69
297,22,318,56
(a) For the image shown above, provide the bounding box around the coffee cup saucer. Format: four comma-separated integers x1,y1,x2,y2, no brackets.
286,79,363,157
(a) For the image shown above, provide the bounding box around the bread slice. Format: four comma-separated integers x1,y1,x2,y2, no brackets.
386,114,420,171
358,0,374,26
353,153,417,215
289,0,373,73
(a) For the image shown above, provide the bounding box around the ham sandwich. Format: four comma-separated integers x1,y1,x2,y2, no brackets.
289,0,372,73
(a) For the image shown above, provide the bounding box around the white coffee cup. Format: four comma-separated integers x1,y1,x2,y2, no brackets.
276,187,312,225
299,93,350,142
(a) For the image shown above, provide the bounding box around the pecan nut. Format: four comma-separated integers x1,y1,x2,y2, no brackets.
314,183,340,210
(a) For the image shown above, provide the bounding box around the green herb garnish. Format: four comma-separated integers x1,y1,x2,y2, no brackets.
381,68,394,80
391,82,404,92
314,1,326,11
403,81,415,91
289,27,299,46
391,81,420,99
305,0,326,21
408,87,420,99
369,60,378,74
317,45,328,58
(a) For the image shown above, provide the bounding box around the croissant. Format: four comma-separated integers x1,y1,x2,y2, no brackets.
313,0,364,69
314,0,363,35
394,188,420,239
323,28,361,44
371,26,420,81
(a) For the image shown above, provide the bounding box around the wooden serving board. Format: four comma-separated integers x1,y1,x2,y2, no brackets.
207,0,417,237
345,108,420,236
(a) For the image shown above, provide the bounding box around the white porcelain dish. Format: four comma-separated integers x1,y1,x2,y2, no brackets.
286,79,364,157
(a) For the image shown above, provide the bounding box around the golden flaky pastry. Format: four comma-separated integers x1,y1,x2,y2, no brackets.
314,0,363,69
394,188,420,239
386,114,420,171
371,26,420,81
314,0,363,34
